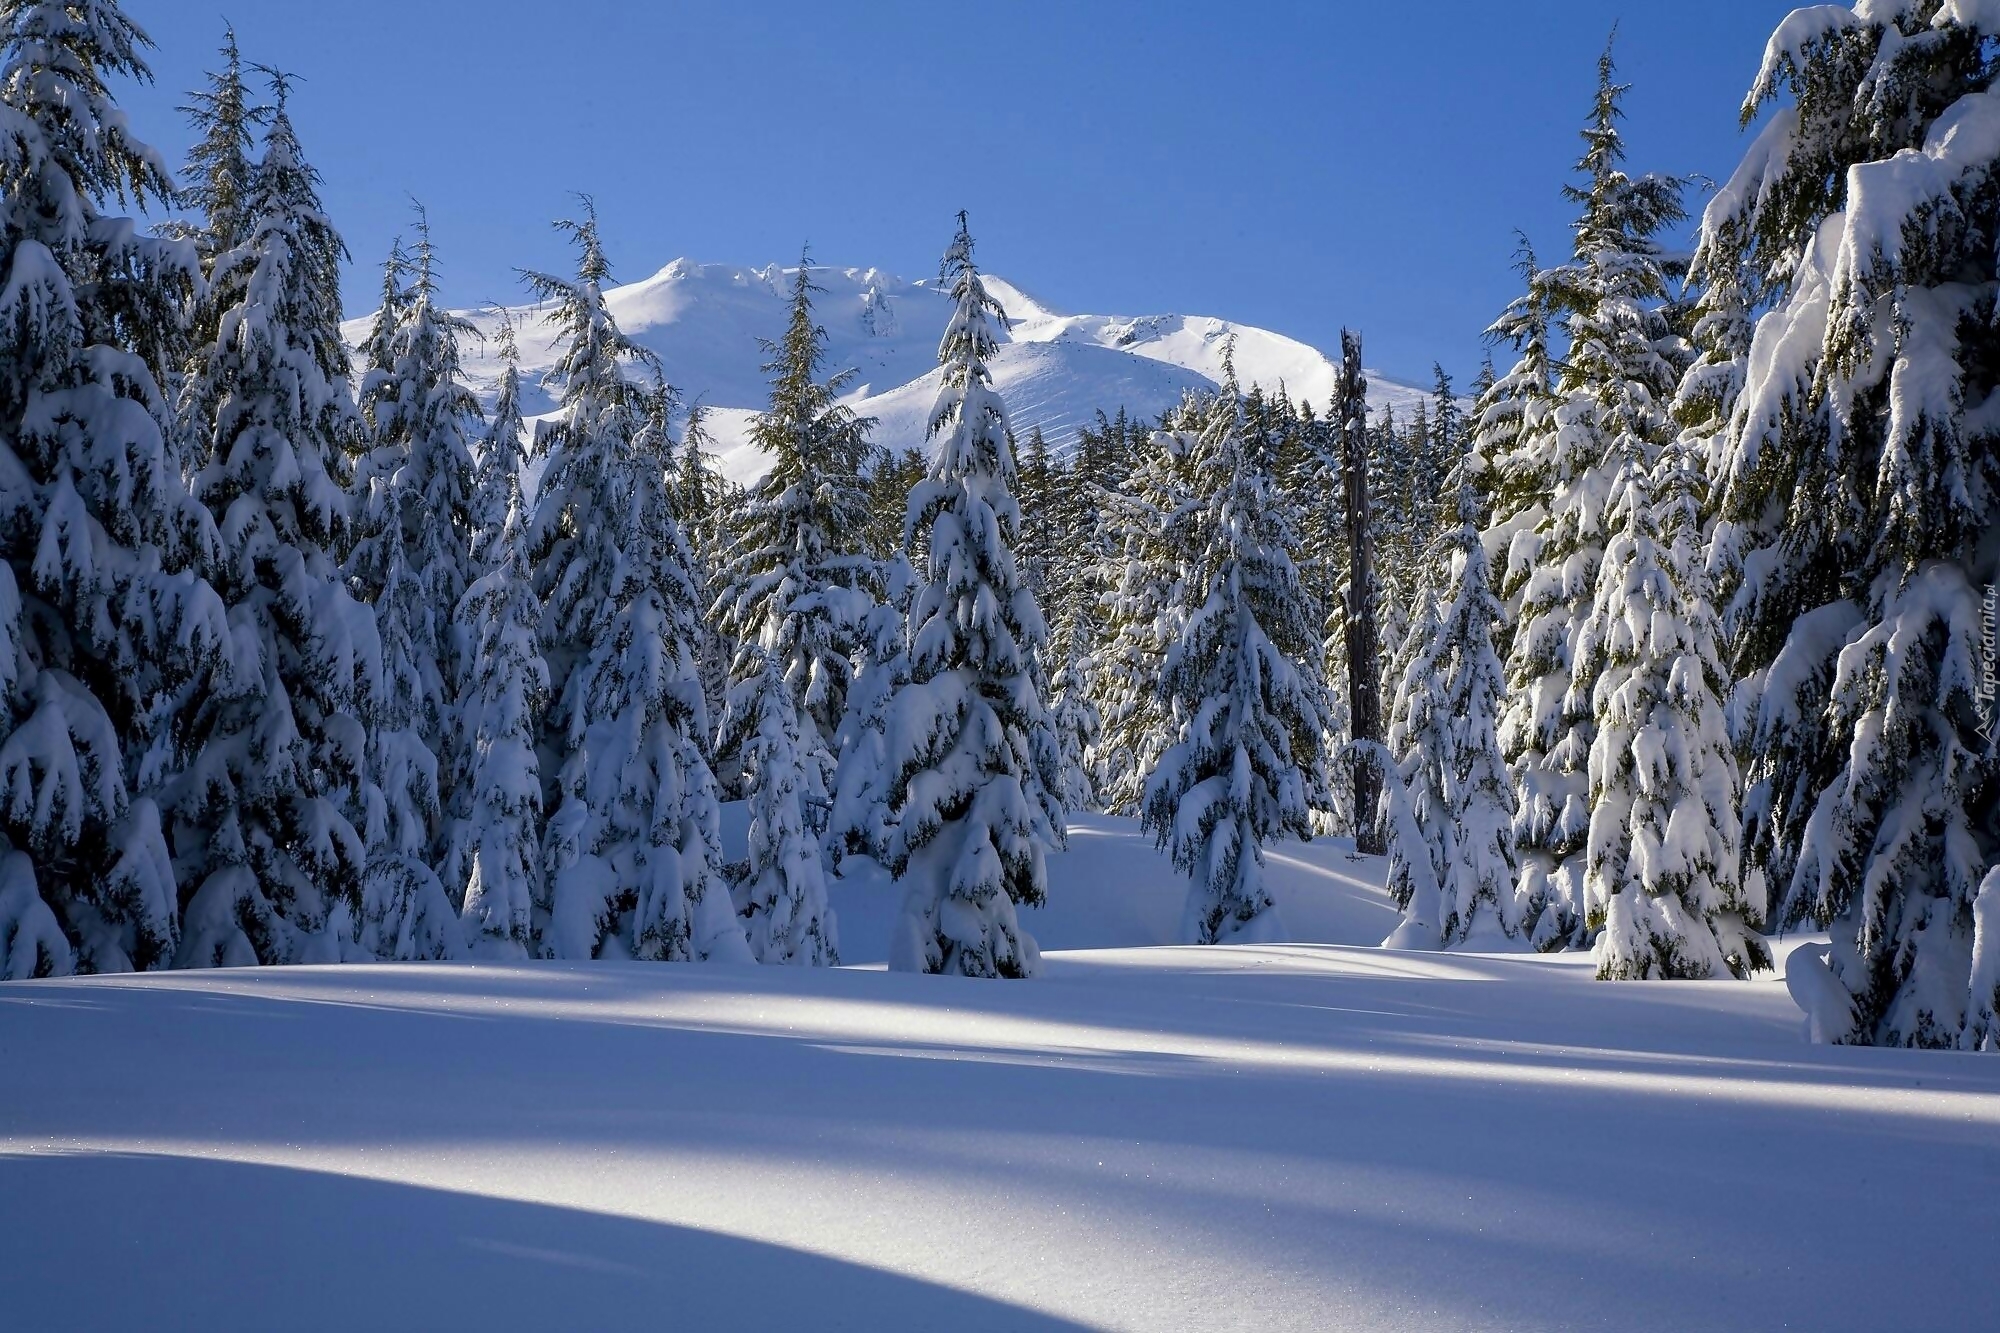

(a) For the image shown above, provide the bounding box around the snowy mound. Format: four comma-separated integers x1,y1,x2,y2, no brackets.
341,258,1432,484
8,816,1990,1330
7,897,1994,1331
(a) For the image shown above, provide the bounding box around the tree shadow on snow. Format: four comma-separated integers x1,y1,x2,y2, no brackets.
0,1150,1093,1333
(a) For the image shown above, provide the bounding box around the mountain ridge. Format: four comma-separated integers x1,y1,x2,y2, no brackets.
342,258,1436,484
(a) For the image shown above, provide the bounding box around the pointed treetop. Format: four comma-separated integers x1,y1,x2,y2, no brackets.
246,65,322,195
1510,229,1539,284
406,196,439,299
930,210,1010,418
938,210,1006,336
553,193,611,286
486,303,519,367
256,63,297,114
1582,28,1627,181
179,20,269,254
360,234,407,375
769,242,835,391
1218,333,1242,398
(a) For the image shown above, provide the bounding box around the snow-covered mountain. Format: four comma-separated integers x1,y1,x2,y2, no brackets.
344,259,1433,485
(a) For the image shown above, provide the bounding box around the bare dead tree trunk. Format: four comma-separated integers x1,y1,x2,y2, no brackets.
1339,329,1385,855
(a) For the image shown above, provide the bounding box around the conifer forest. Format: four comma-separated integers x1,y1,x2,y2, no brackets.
1,4,1996,1330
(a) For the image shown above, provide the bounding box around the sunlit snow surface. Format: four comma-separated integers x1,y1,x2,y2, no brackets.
5,815,1997,1331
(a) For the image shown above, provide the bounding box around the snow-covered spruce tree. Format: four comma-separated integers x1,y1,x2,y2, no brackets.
1418,365,1463,534
861,443,927,565
1700,1,1998,1045
674,403,737,736
1467,356,1497,447
1381,476,1522,948
470,310,526,567
0,0,226,976
719,646,838,965
883,213,1064,977
1089,404,1199,812
348,207,479,959
827,573,911,867
1371,397,1433,649
525,205,748,964
453,468,547,958
354,212,479,633
1016,423,1058,605
1272,397,1354,837
1501,42,1690,951
347,496,462,959
1578,432,1764,978
1380,591,1448,934
1049,612,1101,813
712,253,876,813
1472,234,1558,659
674,402,734,548
1143,381,1329,945
355,237,405,389
174,76,380,967
177,24,262,350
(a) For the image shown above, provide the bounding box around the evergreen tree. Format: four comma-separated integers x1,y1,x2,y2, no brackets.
469,311,526,567
454,464,546,958
174,75,379,967
712,253,876,811
1015,422,1058,608
1048,614,1101,813
1701,1,1998,1044
675,404,736,742
446,306,536,944
673,403,733,539
348,205,479,958
1275,398,1354,836
1379,399,1430,622
355,238,405,390
1381,476,1521,948
827,579,911,867
1473,234,1558,662
1501,40,1689,950
720,646,838,965
883,214,1063,977
524,204,748,964
1143,380,1328,944
177,24,262,304
1363,405,1413,677
861,445,926,564
1467,356,1497,431
0,0,224,976
1580,435,1764,978
1380,586,1448,922
1090,412,1197,813
1423,364,1462,530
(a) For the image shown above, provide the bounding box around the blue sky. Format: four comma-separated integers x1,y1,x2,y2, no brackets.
120,1,1798,389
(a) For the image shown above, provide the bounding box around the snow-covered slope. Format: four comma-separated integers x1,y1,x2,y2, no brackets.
341,259,1432,485
5,816,1995,1332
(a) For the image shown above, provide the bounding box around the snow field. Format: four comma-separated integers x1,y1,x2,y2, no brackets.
4,816,1996,1332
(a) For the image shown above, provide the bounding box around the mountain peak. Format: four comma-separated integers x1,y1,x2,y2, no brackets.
343,256,1433,485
